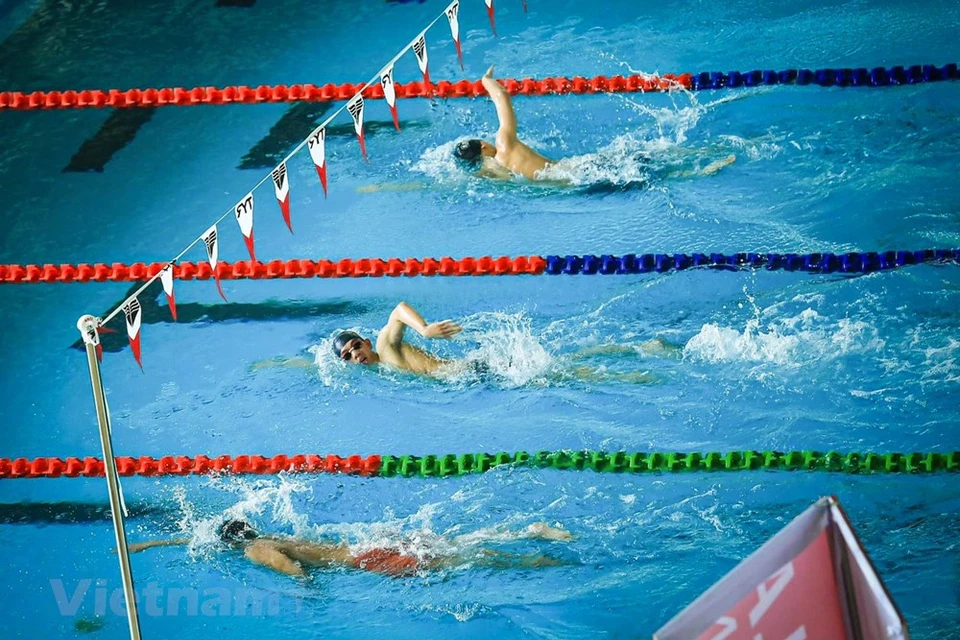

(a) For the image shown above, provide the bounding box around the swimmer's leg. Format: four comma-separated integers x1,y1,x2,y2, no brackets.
430,550,569,571
565,366,657,385
569,339,681,360
638,337,683,358
569,344,639,359
249,356,314,372
451,523,574,547
664,154,737,179
699,154,737,176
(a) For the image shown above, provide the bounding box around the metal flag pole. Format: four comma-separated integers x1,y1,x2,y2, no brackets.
77,315,142,640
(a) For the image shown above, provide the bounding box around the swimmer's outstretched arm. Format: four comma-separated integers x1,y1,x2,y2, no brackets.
356,182,429,194
379,301,462,350
126,538,190,553
480,66,518,146
249,356,314,372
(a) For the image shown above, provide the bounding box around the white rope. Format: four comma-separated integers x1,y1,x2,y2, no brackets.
101,2,459,327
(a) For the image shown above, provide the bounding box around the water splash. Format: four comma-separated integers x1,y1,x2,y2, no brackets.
411,80,763,190
684,305,885,367
451,311,557,388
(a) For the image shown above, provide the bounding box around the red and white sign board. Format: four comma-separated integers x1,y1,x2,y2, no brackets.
655,497,908,640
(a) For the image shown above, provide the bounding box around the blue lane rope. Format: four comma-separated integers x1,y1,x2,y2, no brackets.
543,249,960,275
689,63,958,90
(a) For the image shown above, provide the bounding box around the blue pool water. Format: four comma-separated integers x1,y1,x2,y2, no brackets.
0,0,958,637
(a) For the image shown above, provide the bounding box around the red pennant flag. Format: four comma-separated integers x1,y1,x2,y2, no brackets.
446,0,464,70
380,65,400,131
347,94,368,162
485,0,497,36
412,34,433,96
89,323,107,362
271,162,292,232
307,126,328,197
201,225,227,301
655,496,908,640
123,297,143,371
233,192,256,262
159,264,177,321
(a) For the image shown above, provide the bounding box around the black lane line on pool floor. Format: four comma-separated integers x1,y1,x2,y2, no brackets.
66,280,368,354
237,101,429,170
62,107,156,173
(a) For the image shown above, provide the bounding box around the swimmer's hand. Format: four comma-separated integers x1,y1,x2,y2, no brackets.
421,320,462,339
484,65,495,79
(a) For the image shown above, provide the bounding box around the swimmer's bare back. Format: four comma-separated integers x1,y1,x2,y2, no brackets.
481,66,553,181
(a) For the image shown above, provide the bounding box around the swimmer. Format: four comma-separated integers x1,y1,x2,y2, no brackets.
454,65,554,181
359,66,735,192
332,300,461,376
128,519,574,578
253,302,682,384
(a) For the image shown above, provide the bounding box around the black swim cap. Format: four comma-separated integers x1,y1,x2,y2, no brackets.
219,519,258,544
454,139,483,168
332,330,363,357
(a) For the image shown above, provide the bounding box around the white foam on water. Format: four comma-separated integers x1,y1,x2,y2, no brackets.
684,307,885,367
450,310,557,388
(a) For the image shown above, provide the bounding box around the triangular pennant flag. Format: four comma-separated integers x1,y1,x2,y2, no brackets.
412,33,433,96
655,497,908,640
346,94,368,162
84,319,103,362
485,0,497,35
271,162,292,233
233,192,256,262
123,297,143,370
201,224,227,301
159,264,177,321
380,65,400,131
307,125,328,197
446,0,464,70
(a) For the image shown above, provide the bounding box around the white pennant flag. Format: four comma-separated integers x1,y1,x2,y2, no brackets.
233,192,256,262
484,0,497,35
347,93,368,161
201,224,227,301
123,297,143,370
412,33,432,95
380,65,400,131
307,125,328,197
271,162,293,233
446,0,463,70
159,264,177,321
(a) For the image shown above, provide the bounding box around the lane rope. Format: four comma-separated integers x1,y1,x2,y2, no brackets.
1,450,956,479
1,63,955,111
2,250,957,284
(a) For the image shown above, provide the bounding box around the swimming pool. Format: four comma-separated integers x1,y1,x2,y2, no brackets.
0,0,958,637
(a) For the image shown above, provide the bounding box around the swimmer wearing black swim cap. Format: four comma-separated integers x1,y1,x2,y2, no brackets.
332,301,462,375
129,516,574,578
453,65,553,180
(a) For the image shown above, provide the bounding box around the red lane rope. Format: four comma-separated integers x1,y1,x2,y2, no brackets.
0,454,381,479
0,75,691,111
0,256,548,284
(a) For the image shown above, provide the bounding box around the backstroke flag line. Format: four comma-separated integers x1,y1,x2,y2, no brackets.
89,0,514,365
